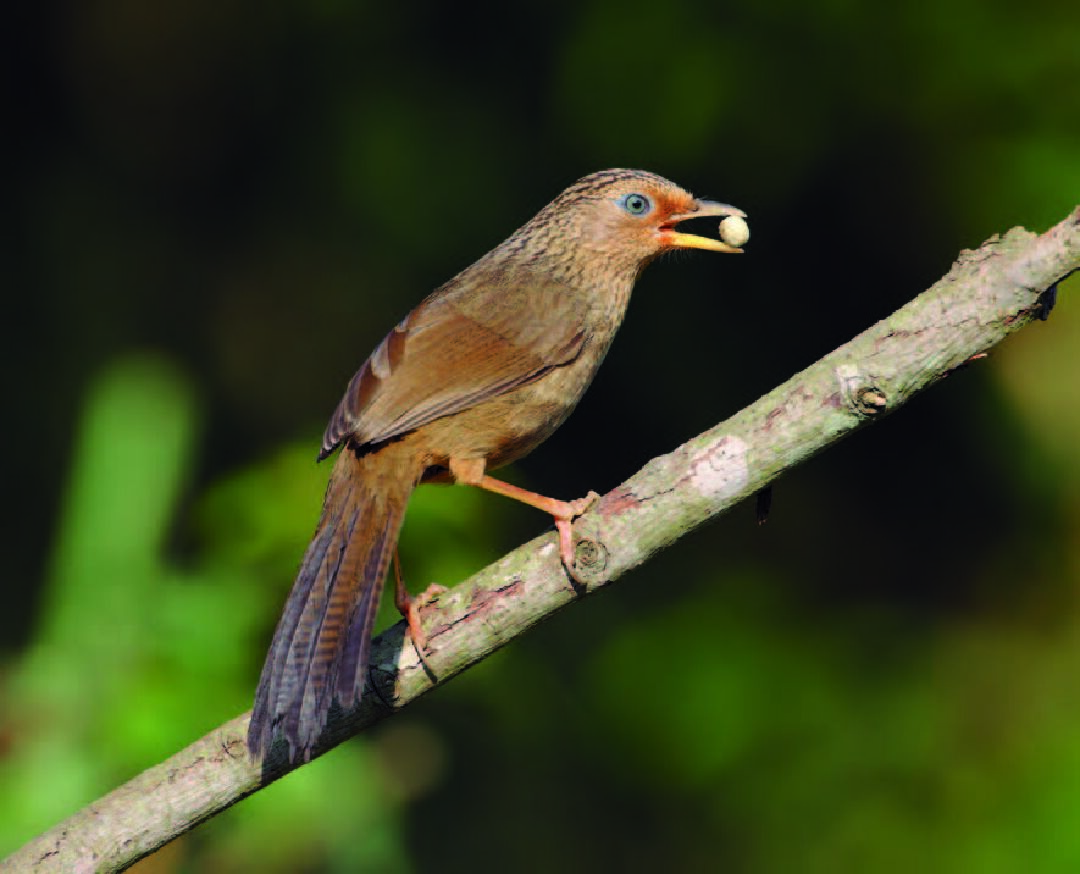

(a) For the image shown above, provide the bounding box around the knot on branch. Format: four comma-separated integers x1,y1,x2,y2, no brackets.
855,386,888,415
835,363,888,418
570,535,609,587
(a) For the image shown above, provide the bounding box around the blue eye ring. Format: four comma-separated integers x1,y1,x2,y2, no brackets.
620,193,652,216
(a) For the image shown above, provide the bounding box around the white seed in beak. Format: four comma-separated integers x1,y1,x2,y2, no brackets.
718,215,750,248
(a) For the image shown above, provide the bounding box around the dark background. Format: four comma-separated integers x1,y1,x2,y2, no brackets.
4,2,1080,871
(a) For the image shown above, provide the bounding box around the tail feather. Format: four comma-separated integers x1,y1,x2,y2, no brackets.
249,443,416,762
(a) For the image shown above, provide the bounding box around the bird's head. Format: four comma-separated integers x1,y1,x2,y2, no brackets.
512,168,745,278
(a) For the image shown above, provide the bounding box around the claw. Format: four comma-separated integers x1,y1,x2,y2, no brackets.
402,583,448,671
553,491,600,577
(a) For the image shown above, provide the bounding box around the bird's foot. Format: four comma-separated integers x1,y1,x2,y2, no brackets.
392,546,447,673
552,490,600,577
460,472,600,580
402,583,448,673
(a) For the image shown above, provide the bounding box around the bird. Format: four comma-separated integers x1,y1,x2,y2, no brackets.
248,168,745,762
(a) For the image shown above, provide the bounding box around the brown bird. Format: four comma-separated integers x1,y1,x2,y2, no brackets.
248,168,745,762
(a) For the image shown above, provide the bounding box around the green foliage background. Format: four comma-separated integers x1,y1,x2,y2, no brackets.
4,2,1080,871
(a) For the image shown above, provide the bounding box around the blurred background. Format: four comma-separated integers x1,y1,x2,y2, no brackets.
4,1,1080,871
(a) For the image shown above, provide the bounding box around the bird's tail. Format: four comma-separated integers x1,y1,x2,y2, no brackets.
248,439,419,762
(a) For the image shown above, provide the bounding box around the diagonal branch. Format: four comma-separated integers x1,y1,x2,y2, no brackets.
6,207,1079,873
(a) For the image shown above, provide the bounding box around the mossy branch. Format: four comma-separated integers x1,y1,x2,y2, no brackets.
6,207,1079,873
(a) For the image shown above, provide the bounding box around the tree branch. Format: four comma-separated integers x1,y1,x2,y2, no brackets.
7,207,1079,873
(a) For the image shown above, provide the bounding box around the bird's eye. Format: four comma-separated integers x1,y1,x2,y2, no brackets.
620,193,652,216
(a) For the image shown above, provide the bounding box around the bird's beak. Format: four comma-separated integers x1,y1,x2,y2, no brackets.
660,200,747,254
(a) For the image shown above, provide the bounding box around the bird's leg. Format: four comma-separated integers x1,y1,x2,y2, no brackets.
449,457,599,572
475,476,600,571
392,548,446,670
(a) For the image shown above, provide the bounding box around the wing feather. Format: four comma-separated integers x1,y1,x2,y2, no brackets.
321,267,589,457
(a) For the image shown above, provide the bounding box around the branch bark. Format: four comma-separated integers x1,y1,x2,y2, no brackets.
7,207,1079,873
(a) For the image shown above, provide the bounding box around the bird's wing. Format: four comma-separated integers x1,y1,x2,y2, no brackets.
321,265,590,457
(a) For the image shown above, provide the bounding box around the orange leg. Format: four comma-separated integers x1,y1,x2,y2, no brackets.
477,475,599,571
392,548,446,668
449,458,598,572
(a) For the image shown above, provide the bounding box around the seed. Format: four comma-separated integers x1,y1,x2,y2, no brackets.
719,215,750,248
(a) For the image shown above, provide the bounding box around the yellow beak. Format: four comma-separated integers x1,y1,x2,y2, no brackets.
661,199,747,254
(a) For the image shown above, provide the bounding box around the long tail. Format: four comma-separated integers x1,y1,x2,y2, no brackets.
248,440,418,762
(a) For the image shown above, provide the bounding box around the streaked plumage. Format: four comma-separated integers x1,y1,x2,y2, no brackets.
249,169,745,762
